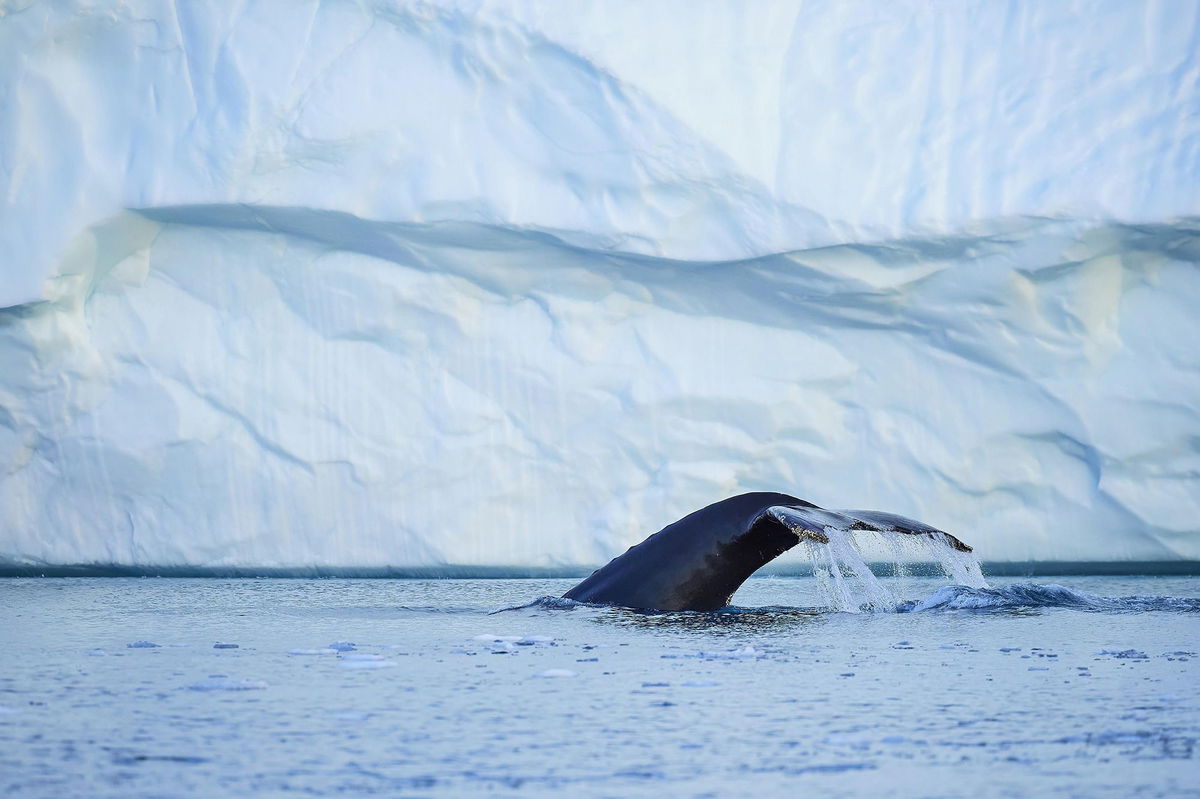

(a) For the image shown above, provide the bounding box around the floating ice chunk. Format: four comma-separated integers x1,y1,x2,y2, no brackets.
339,653,385,662
288,648,338,655
517,636,554,646
187,678,267,691
701,646,764,660
681,681,719,687
88,649,107,657
1099,649,1148,659
213,643,239,649
472,634,523,643
0,706,22,715
127,641,160,648
338,660,397,670
535,669,576,678
327,642,356,652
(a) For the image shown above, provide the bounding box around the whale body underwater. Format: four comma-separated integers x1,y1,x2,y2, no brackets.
563,492,972,611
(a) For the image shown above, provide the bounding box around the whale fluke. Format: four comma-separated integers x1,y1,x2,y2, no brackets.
563,492,971,611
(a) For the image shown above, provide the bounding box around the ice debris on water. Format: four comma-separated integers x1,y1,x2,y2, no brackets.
327,642,356,652
701,646,764,660
338,660,398,670
535,669,576,678
187,678,268,691
339,653,385,661
213,643,239,649
472,634,523,643
88,649,107,657
288,648,338,655
1099,649,1149,659
127,641,160,648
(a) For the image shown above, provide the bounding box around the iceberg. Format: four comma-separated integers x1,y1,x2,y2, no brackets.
1,1,1197,569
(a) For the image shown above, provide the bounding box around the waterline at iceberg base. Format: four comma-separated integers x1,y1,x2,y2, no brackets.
1,208,1197,571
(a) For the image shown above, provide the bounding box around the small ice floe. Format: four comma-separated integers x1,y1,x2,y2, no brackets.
339,653,385,661
681,681,719,687
127,641,160,649
1099,649,1148,659
534,669,576,678
213,643,239,649
0,706,22,716
88,649,107,657
471,634,522,643
327,642,356,652
516,636,554,646
793,763,875,775
702,646,764,660
288,648,338,656
338,659,397,670
186,677,267,691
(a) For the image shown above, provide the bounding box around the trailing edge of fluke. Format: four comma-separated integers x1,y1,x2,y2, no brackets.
563,492,971,612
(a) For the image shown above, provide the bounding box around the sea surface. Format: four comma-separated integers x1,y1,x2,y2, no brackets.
1,575,1197,798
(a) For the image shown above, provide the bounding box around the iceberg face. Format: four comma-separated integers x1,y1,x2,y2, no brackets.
0,1,1197,568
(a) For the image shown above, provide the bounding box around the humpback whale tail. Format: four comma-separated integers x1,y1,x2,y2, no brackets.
563,492,973,612
766,505,972,552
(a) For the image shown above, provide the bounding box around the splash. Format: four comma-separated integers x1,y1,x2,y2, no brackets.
778,520,989,612
898,584,1200,613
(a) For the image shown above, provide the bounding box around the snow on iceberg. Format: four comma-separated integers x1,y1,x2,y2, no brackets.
0,2,1197,568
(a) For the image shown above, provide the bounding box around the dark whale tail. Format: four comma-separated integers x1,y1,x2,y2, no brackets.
563,492,970,612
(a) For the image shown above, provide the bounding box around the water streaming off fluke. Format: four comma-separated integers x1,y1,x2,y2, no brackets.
768,507,988,612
